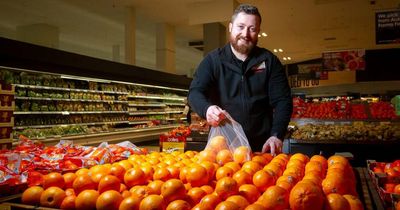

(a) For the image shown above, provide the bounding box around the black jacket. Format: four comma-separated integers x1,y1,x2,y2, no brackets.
188,44,293,151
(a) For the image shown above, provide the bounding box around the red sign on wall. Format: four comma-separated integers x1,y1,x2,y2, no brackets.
322,49,365,71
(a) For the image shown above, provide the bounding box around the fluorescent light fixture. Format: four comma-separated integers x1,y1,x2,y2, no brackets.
261,32,267,37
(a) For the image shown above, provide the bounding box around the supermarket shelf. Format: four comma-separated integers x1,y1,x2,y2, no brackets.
13,121,130,129
0,118,14,127
0,84,15,95
128,95,185,101
165,102,185,106
12,124,180,146
0,105,14,111
14,84,128,95
128,120,152,125
14,111,128,115
128,110,183,115
128,103,166,107
15,96,128,103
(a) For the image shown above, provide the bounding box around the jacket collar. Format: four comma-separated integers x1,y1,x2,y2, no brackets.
220,44,269,74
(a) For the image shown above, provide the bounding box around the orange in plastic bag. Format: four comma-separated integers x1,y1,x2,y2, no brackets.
205,113,252,165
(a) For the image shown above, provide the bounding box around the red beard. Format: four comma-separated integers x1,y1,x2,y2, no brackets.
230,35,257,55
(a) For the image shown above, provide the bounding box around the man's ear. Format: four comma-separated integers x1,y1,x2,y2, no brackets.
228,22,232,32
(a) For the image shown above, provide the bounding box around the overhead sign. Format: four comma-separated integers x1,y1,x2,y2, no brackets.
375,10,400,44
297,64,325,80
322,49,365,71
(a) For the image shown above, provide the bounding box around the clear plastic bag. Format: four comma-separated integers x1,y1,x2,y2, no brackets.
204,113,252,164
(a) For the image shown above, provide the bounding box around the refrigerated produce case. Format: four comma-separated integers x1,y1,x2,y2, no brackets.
0,37,191,147
288,95,400,167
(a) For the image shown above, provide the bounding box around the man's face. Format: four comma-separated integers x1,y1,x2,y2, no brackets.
229,12,261,55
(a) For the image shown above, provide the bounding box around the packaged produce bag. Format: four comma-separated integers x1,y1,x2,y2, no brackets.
203,113,252,165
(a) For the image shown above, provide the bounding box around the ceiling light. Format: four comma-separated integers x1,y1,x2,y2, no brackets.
258,34,261,38
283,57,287,60
278,49,283,52
273,49,278,52
287,57,291,60
261,32,267,37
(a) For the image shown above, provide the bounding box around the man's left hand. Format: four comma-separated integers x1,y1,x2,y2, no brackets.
261,136,283,156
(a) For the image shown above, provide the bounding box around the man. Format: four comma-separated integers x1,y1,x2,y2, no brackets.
188,4,292,155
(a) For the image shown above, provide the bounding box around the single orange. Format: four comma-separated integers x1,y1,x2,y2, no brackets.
63,172,77,189
260,185,289,210
199,193,221,209
325,193,351,210
216,149,233,166
96,190,124,210
226,195,250,209
40,186,66,208
238,184,261,204
119,195,142,210
253,170,275,192
153,167,172,182
21,186,44,206
215,166,234,180
214,177,239,200
215,200,240,210
72,174,97,195
60,195,76,210
43,172,65,189
186,165,209,187
147,180,165,195
186,187,207,206
139,194,166,210
289,182,324,210
233,146,251,164
75,189,99,210
232,170,252,186
166,199,191,210
342,194,364,210
110,163,127,181
98,175,121,194
161,178,187,203
124,167,147,188
245,203,267,210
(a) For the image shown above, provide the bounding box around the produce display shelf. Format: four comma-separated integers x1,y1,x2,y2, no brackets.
128,111,183,115
128,120,152,125
289,138,400,145
15,96,128,103
0,105,14,111
291,118,400,125
12,124,179,146
13,121,130,129
14,111,128,115
15,84,128,95
128,103,166,107
0,118,14,127
164,102,185,106
128,95,185,101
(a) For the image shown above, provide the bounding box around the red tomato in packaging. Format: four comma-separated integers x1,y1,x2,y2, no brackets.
27,171,44,186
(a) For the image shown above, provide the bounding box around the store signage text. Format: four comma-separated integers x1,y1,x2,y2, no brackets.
289,76,320,88
375,10,400,44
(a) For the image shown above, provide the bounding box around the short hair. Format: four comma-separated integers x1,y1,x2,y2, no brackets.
231,4,262,23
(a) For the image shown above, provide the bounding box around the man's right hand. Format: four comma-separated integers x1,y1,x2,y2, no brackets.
206,105,226,126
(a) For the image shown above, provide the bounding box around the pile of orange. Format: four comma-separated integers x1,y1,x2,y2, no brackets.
21,146,364,210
